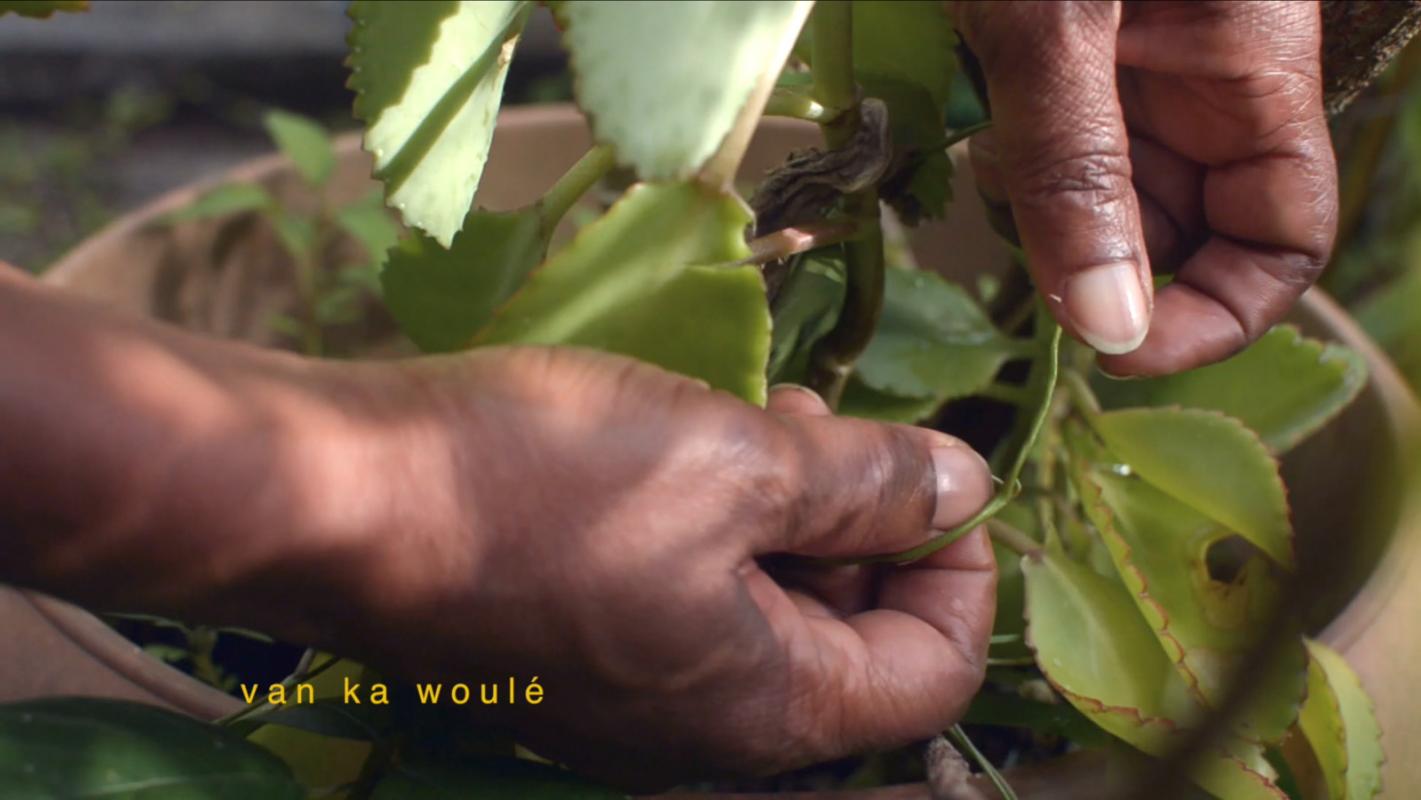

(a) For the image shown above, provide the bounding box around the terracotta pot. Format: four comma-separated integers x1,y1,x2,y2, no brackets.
1,104,1416,797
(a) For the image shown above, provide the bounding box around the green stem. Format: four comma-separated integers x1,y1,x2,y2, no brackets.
763,88,835,123
802,1,882,408
818,323,1062,566
1061,368,1101,415
537,144,616,232
947,724,1018,800
987,518,1040,557
809,1,857,143
805,199,883,408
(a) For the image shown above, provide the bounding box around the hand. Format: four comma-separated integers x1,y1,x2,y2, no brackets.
953,0,1337,375
325,348,996,787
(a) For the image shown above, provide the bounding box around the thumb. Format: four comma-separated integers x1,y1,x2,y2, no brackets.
956,0,1152,355
760,413,993,559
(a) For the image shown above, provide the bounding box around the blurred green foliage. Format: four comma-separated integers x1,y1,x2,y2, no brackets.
1328,39,1421,394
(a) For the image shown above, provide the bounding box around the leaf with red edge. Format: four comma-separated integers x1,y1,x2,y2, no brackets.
1089,407,1294,567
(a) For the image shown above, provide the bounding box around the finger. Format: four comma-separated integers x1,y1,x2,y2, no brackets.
956,0,1152,355
744,529,996,757
760,415,993,558
1104,41,1335,373
975,131,1203,270
1128,135,1205,271
766,384,830,416
765,558,880,617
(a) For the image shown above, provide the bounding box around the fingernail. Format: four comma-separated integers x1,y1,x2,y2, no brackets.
769,383,823,399
1063,262,1150,355
931,446,993,530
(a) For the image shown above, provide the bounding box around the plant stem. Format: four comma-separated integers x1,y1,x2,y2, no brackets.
801,0,885,408
1061,368,1101,415
742,220,860,265
537,144,616,231
806,198,883,408
763,88,835,123
947,724,1018,800
699,2,815,189
809,1,857,146
988,518,1040,557
817,323,1062,566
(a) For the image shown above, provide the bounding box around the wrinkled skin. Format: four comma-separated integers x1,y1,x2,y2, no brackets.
0,269,994,788
333,350,997,787
956,0,1337,375
0,0,1338,790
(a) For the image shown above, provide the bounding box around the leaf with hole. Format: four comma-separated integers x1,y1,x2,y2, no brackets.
1298,639,1383,800
1094,326,1367,453
476,183,770,404
263,110,335,186
853,267,1018,403
1071,451,1307,743
1023,550,1287,799
0,698,302,799
1088,407,1294,567
348,0,531,246
383,209,546,352
560,0,811,180
372,758,625,800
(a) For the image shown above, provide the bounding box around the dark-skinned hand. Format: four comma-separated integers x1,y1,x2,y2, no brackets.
954,0,1336,375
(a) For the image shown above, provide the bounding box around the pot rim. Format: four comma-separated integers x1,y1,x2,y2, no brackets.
25,105,1421,763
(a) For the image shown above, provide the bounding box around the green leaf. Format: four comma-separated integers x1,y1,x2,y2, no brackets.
850,0,955,110
372,758,625,800
856,75,953,223
263,110,335,186
1072,457,1307,743
0,698,303,799
1193,741,1290,800
382,209,546,352
475,183,770,404
560,0,811,180
838,378,942,423
348,0,531,246
853,267,1017,401
1299,639,1384,800
1094,326,1367,453
1023,550,1287,800
962,688,1111,747
1088,408,1294,567
269,212,316,264
850,0,956,220
163,183,273,223
1023,547,1197,755
767,247,846,385
0,0,86,18
1356,268,1421,394
336,191,403,272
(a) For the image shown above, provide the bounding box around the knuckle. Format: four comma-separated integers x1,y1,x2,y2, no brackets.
959,1,1118,70
1012,147,1133,207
